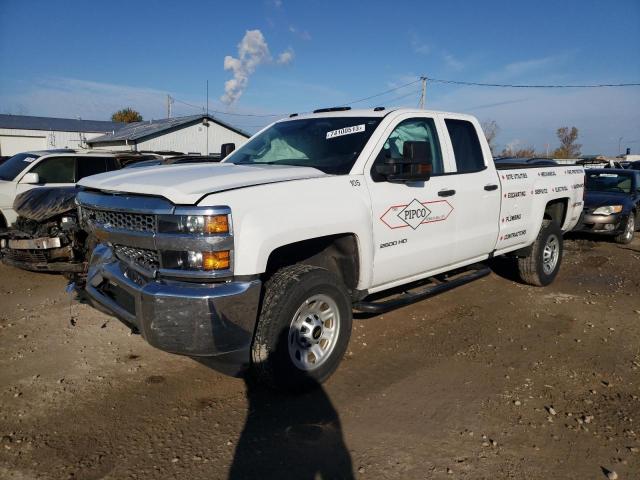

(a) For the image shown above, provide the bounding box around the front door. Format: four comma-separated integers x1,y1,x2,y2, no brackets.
365,114,458,288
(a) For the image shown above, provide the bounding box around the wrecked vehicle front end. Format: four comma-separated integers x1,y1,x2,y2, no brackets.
0,187,87,275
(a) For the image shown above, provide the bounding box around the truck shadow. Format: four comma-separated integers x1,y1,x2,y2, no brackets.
195,346,354,479
227,374,354,480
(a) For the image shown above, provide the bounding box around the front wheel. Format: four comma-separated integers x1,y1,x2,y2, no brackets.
614,214,635,244
517,220,563,286
251,264,353,391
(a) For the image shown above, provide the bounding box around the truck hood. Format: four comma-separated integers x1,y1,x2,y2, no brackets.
77,163,327,205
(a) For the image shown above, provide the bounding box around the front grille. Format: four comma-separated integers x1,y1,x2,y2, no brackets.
4,249,48,264
114,245,160,272
82,208,156,233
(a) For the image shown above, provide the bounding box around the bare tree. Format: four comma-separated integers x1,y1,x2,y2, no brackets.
553,126,581,159
500,144,536,158
481,120,500,155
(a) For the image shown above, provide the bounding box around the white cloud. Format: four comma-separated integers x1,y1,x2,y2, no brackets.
443,53,464,71
409,32,431,55
221,29,294,105
276,48,294,65
288,25,312,41
0,77,171,120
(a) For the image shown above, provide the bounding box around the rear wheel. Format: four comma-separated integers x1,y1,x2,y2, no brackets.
251,264,352,391
517,220,563,286
614,214,635,244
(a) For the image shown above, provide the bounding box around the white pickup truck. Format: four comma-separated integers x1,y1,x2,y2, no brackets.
73,107,584,390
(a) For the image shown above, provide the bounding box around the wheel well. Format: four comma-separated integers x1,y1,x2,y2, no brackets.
544,199,568,229
265,234,360,292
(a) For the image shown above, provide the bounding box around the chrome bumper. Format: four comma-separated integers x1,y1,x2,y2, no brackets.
83,243,261,358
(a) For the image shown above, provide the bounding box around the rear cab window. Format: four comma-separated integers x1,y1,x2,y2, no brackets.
444,119,485,173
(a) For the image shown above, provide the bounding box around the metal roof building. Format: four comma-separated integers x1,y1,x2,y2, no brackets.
0,114,124,156
86,114,251,155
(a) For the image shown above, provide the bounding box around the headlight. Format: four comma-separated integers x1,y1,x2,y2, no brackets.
161,250,231,271
592,205,623,215
158,214,229,234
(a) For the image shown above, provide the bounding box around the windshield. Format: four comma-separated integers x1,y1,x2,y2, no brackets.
586,171,633,194
226,117,382,174
0,152,40,181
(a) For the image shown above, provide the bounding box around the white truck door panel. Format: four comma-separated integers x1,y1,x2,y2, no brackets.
440,116,501,263
365,114,457,287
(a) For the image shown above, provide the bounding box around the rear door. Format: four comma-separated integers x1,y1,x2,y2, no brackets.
440,116,501,264
365,113,458,288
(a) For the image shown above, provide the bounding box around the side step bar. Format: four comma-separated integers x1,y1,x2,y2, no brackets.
353,265,491,314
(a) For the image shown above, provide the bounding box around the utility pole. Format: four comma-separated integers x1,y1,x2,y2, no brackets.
167,94,173,119
419,76,427,109
205,80,209,155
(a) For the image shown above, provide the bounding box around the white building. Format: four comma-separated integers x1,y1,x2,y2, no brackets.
0,114,123,156
87,114,250,154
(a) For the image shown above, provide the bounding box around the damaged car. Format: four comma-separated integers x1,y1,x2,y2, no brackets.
0,187,89,275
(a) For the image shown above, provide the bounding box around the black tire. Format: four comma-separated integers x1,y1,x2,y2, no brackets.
614,214,635,244
251,264,352,391
517,220,563,286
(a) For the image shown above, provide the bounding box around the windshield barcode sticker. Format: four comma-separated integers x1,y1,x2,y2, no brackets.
23,157,36,163
326,124,365,139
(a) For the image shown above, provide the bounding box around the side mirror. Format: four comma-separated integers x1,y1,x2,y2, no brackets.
220,143,235,160
19,172,40,184
375,141,433,183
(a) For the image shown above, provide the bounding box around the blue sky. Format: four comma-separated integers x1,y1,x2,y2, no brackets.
0,0,638,154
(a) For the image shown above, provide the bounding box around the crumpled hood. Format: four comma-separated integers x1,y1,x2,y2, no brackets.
77,163,327,205
14,186,78,222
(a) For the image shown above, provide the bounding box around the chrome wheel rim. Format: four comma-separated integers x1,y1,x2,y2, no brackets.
625,216,635,240
542,234,560,275
288,294,340,371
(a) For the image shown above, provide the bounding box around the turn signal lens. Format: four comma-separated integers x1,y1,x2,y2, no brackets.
202,250,230,271
204,215,229,234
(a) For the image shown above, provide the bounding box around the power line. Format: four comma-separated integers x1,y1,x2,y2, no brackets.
421,76,640,88
339,78,422,106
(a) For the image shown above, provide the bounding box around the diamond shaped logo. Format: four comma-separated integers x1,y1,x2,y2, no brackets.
396,199,431,229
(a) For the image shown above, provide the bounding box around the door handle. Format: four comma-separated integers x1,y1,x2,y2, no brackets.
484,184,499,191
438,189,456,197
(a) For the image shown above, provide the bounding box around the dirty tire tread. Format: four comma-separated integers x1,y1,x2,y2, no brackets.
251,264,351,390
517,220,562,287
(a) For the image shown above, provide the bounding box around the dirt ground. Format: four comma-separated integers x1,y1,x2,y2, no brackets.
0,233,639,480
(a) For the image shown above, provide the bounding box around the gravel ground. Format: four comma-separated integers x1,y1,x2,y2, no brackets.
0,233,639,479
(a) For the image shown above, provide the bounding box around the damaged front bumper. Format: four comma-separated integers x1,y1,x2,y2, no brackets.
78,243,261,361
1,235,83,272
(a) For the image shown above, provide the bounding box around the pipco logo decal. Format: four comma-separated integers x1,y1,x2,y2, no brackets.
380,199,454,230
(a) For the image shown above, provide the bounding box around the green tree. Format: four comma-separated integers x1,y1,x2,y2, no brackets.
553,126,581,159
111,108,143,123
